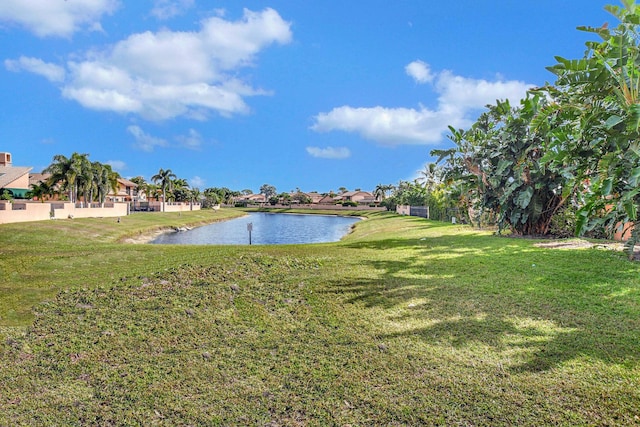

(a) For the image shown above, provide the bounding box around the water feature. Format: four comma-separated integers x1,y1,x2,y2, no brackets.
150,212,361,245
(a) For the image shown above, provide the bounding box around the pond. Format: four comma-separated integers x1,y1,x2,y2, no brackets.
150,212,362,245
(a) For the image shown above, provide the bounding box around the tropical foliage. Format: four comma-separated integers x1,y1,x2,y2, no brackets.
375,170,457,222
435,97,567,235
260,184,277,201
151,168,177,212
43,153,120,205
26,180,53,202
430,1,640,256
537,0,640,256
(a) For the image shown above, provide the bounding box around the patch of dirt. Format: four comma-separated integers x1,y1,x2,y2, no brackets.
533,239,619,250
534,238,640,260
119,229,171,244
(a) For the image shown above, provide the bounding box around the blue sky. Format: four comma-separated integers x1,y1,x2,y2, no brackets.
1,0,611,194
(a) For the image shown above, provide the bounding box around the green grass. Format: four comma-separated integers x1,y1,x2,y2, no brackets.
0,209,246,326
1,210,639,425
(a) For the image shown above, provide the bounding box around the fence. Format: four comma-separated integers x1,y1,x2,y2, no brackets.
396,204,461,223
0,201,129,224
130,201,201,213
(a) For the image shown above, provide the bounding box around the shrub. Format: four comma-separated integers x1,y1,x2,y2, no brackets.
549,204,607,239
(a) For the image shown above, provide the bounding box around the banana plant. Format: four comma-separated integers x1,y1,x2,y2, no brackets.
540,0,640,258
436,95,567,235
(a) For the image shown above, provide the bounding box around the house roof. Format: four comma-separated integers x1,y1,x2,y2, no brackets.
117,178,137,187
318,195,336,204
307,192,324,203
29,173,51,186
236,194,266,201
341,191,373,197
334,190,373,201
0,166,32,189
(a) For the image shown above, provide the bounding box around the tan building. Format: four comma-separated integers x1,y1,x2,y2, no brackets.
307,192,324,204
108,178,139,202
334,190,377,205
0,152,32,198
235,193,267,204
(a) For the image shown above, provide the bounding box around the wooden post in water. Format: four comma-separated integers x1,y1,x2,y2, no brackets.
247,222,253,245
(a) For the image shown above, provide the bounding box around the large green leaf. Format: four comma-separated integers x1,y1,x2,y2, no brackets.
629,167,640,186
628,104,640,130
515,187,534,209
602,177,614,196
530,193,543,221
623,199,638,220
605,114,624,129
495,159,513,176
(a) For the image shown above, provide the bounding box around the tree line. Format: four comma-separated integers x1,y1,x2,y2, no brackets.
28,154,362,210
27,153,203,212
378,2,640,258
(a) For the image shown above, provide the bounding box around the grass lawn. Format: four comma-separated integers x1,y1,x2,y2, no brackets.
1,210,639,425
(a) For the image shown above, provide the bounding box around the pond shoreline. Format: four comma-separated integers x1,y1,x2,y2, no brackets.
119,209,367,245
149,211,362,245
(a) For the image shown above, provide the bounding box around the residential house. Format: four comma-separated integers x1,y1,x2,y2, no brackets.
28,172,62,201
0,152,32,198
334,190,377,205
307,192,324,204
235,193,267,205
108,178,139,202
318,194,337,205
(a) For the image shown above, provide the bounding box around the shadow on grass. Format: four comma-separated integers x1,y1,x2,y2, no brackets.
325,233,640,373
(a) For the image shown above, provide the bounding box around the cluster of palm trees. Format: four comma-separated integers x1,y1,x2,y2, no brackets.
131,169,201,212
34,152,120,206
33,153,202,212
374,163,448,212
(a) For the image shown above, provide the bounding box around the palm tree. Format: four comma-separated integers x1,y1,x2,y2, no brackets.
27,181,53,202
92,162,120,205
44,152,87,203
144,182,160,202
89,162,103,205
374,183,393,201
203,188,221,207
418,163,442,192
260,184,277,201
74,154,93,207
171,178,189,202
129,176,146,205
151,168,176,212
189,187,201,210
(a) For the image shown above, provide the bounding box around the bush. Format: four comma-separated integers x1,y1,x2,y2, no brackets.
549,204,607,239
549,205,576,238
341,201,358,207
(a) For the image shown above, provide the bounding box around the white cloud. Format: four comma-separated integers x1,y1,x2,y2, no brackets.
0,0,118,38
151,0,194,20
312,106,461,145
127,125,168,152
306,146,351,159
106,160,126,171
311,62,533,146
176,128,202,150
435,70,531,110
189,176,206,189
405,60,433,84
18,8,292,121
4,56,65,82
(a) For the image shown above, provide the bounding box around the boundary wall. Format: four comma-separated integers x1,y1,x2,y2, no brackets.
0,201,128,224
